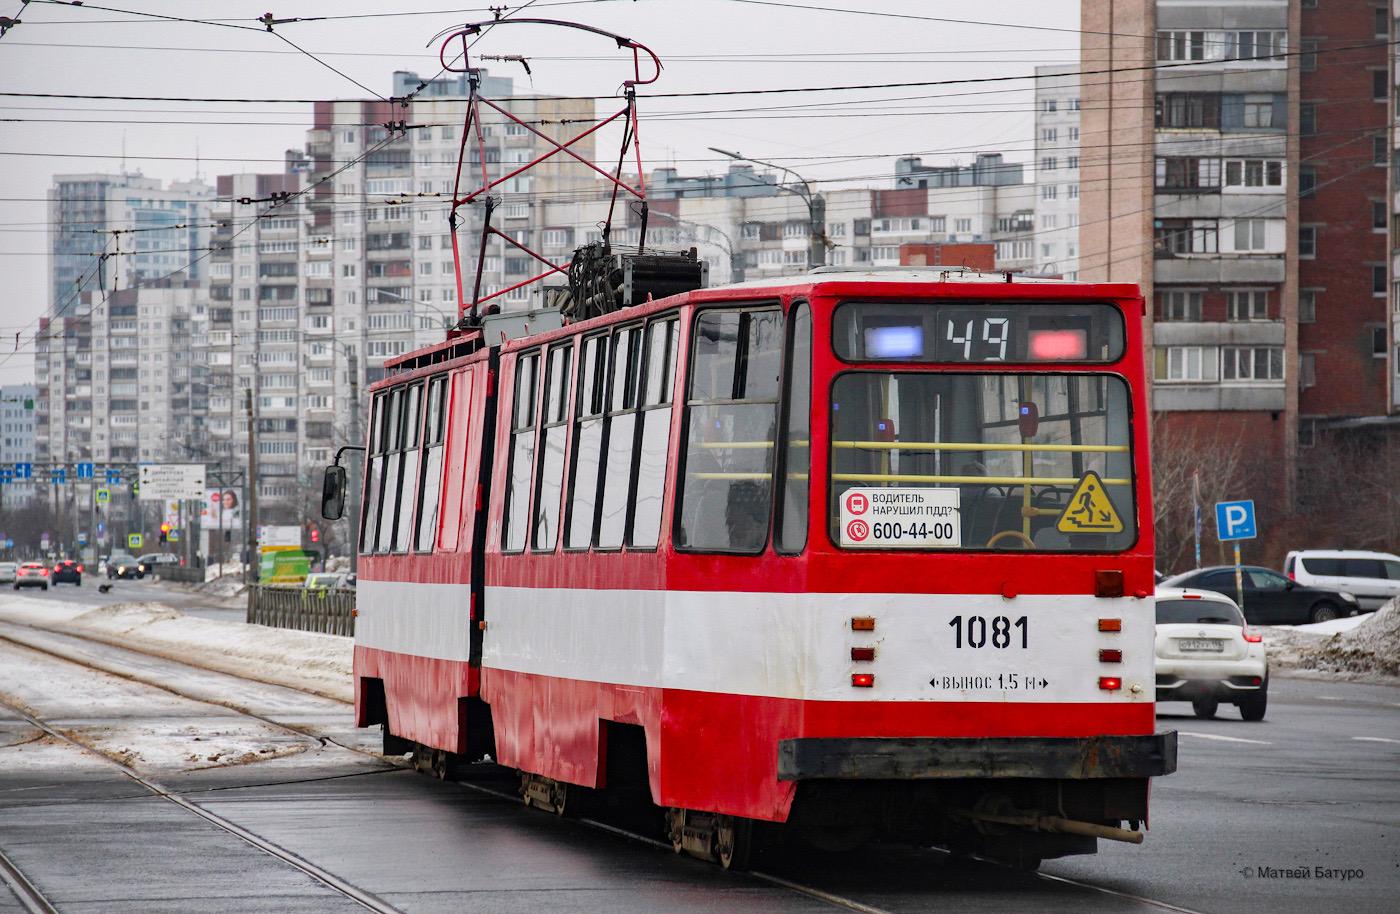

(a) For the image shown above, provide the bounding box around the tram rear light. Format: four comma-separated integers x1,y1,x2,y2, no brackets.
1098,618,1122,632
851,617,876,631
851,673,875,688
1098,676,1122,691
850,647,876,662
1099,649,1123,663
1095,569,1124,598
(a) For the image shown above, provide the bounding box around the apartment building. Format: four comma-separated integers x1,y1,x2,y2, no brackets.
1081,0,1394,514
1034,66,1084,278
0,385,38,506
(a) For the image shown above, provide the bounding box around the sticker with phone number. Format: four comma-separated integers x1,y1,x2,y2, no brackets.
840,487,961,548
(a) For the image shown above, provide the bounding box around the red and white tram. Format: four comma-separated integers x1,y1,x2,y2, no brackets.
330,269,1176,868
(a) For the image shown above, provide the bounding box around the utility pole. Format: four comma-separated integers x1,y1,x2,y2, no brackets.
245,388,258,584
709,147,826,268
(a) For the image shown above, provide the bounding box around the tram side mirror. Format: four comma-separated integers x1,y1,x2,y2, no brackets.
321,465,347,520
1018,402,1039,439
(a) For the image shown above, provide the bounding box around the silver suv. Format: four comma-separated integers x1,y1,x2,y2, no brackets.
1284,550,1400,611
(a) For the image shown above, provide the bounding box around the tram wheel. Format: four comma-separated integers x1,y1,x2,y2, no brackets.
551,780,569,816
665,807,686,854
715,815,754,871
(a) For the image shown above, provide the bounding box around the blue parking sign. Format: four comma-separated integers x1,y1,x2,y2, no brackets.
1214,500,1257,541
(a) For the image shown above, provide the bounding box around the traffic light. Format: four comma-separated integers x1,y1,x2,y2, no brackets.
159,522,170,544
310,527,319,543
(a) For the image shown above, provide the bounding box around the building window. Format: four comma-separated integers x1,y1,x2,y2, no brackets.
1300,38,1318,72
1376,6,1390,36
1042,128,1057,143
1041,157,1057,171
1160,290,1203,321
1299,165,1316,197
1155,346,1215,382
1299,353,1316,389
1373,265,1387,295
1067,155,1079,170
1232,218,1268,252
1374,201,1387,231
1375,136,1388,165
1373,70,1388,101
1299,289,1317,323
1155,219,1218,255
954,218,972,233
1156,93,1221,128
1042,185,1057,200
1300,103,1316,136
1372,327,1387,357
1224,31,1286,61
1221,347,1283,382
1042,99,1057,113
1224,159,1283,188
1157,31,1205,61
1226,290,1269,321
1157,156,1221,190
1299,226,1317,258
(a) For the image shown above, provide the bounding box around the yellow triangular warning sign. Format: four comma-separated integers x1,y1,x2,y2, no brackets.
1057,470,1124,533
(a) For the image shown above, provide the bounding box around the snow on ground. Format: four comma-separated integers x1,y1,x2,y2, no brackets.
1257,598,1400,682
0,594,352,702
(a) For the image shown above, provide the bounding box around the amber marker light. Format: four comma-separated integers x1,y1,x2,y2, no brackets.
851,673,875,687
1099,649,1123,663
1098,618,1122,632
1095,569,1124,598
851,647,876,662
1098,677,1122,691
851,617,876,631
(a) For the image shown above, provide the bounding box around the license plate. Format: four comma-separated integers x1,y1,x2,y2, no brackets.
1178,639,1224,652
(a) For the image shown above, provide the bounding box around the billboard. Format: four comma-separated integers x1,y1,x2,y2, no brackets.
201,488,243,530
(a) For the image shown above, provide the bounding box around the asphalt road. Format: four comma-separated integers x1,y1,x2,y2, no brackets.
10,573,246,622
0,595,1395,913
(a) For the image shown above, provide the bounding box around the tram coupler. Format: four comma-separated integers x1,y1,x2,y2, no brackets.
958,807,1144,844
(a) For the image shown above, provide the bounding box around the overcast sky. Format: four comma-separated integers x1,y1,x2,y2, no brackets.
0,0,1079,386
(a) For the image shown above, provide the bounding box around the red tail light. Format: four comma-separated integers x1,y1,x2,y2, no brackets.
1243,628,1262,643
851,673,875,688
1098,676,1122,691
1287,572,1295,581
39,568,48,575
77,565,84,573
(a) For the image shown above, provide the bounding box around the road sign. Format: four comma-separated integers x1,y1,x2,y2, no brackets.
76,462,94,479
167,528,180,543
15,462,31,479
78,532,87,545
3,540,10,549
1214,500,1257,541
97,522,106,533
128,533,143,549
137,463,205,501
96,488,110,503
106,469,121,484
1057,471,1125,534
50,468,67,483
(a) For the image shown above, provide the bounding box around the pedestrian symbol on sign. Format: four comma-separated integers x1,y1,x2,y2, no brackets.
1057,471,1124,534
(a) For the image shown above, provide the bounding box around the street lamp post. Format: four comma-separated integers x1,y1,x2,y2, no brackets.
645,208,743,284
709,147,826,269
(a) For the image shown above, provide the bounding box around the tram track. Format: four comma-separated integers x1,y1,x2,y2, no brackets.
0,615,1208,914
0,844,57,914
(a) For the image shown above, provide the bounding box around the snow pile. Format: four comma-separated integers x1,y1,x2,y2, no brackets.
1259,598,1400,681
0,596,352,701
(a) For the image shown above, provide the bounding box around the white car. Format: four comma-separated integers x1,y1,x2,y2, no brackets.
1155,587,1268,721
1283,550,1400,612
0,562,17,584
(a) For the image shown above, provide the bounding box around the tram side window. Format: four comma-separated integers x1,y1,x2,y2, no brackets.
360,393,389,553
503,351,540,553
565,335,608,549
391,383,423,552
631,318,679,548
597,325,643,549
415,375,449,552
533,344,573,552
676,308,783,553
776,303,811,554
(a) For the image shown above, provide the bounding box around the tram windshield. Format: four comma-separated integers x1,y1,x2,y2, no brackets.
829,372,1137,551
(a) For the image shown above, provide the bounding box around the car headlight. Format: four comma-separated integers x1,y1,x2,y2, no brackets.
1339,592,1357,603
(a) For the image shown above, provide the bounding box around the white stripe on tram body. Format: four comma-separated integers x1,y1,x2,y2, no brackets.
358,581,1154,703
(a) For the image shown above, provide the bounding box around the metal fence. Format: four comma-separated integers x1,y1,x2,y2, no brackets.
247,584,356,636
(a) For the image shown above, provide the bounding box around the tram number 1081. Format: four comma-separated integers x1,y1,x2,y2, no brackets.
949,615,1029,650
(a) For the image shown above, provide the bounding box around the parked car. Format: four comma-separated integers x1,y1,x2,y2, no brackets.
1283,550,1400,612
1160,565,1358,625
1155,587,1268,720
0,562,17,584
106,554,140,579
14,562,49,590
136,553,182,578
51,559,82,586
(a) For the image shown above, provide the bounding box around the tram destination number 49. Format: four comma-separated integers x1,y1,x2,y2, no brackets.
948,614,1028,650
